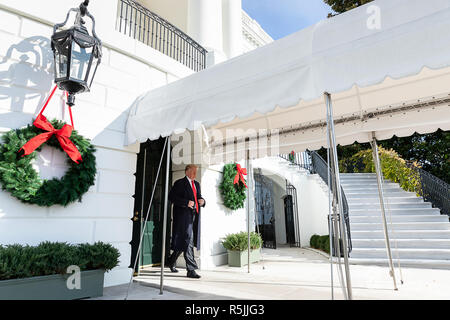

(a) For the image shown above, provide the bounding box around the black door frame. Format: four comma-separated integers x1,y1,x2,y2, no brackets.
129,138,172,273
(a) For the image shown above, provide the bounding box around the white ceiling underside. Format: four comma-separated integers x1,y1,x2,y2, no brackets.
126,0,450,162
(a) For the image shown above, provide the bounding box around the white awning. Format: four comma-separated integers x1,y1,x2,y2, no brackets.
126,0,450,157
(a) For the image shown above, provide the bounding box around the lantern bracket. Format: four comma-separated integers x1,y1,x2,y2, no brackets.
53,0,101,52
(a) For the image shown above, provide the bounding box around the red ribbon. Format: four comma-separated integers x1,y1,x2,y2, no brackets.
19,114,83,164
233,163,248,188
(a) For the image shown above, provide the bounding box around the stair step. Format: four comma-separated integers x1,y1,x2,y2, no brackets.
349,202,431,209
347,196,422,203
344,187,403,193
352,239,450,249
351,230,450,239
350,215,449,223
350,248,450,260
349,208,441,216
341,182,399,187
348,258,450,269
346,192,417,198
351,222,450,231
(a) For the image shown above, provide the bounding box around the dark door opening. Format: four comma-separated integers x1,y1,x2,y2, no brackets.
283,181,301,247
254,170,276,249
130,138,172,274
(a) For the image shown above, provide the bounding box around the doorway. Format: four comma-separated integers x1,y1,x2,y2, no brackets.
254,170,276,249
284,181,301,247
130,138,172,273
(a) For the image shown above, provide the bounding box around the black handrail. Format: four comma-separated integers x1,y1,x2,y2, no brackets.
116,0,207,71
406,163,450,217
308,151,352,253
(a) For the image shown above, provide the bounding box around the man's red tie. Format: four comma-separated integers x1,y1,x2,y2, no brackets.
191,180,199,214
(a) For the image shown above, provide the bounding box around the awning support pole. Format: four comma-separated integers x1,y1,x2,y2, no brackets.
247,149,251,273
138,148,147,277
160,135,171,295
125,138,168,300
326,136,334,300
326,107,347,300
324,92,353,300
370,132,398,291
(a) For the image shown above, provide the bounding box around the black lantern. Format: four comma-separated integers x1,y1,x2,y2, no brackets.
51,0,102,106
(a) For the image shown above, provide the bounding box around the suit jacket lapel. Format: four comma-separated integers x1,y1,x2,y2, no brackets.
185,176,195,199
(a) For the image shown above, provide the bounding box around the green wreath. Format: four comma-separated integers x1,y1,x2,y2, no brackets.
219,163,247,210
0,120,96,207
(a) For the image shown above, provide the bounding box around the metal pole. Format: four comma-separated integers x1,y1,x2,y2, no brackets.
138,149,147,277
326,141,334,300
326,116,347,300
125,138,168,300
160,136,171,295
247,149,251,273
371,132,398,290
324,92,353,300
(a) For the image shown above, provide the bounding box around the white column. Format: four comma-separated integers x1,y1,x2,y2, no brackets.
187,0,224,55
222,0,243,58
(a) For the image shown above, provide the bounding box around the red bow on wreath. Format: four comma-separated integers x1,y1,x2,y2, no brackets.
19,114,83,164
233,163,248,188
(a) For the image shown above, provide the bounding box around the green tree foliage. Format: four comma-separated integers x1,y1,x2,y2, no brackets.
379,130,450,184
339,147,422,194
322,0,450,183
324,0,374,15
317,130,450,184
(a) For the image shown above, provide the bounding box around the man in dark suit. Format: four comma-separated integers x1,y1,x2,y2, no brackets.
167,164,205,279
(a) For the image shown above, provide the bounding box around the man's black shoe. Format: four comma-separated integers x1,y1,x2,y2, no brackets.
168,264,179,273
187,270,201,279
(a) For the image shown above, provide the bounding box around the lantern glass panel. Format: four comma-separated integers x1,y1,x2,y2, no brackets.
55,45,69,79
87,55,99,88
70,42,92,81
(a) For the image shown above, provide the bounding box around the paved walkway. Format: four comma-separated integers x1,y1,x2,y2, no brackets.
95,247,450,300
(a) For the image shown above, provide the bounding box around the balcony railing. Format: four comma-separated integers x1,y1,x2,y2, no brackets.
116,0,207,72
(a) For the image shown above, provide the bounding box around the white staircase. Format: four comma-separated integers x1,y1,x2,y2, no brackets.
341,173,450,269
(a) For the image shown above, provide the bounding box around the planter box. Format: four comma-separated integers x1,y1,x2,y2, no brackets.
227,249,261,267
0,269,105,300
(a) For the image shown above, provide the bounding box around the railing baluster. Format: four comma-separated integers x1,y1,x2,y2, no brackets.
119,0,124,32
151,18,154,48
117,0,206,71
124,1,129,35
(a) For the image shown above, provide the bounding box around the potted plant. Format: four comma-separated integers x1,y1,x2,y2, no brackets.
0,241,120,300
221,232,263,267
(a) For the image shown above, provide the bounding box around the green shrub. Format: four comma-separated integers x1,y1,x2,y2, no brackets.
319,235,330,254
339,147,421,195
0,242,120,281
221,232,263,251
309,235,330,254
310,234,319,249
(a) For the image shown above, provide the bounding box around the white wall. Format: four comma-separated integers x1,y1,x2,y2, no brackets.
0,0,193,287
252,157,329,246
137,0,189,33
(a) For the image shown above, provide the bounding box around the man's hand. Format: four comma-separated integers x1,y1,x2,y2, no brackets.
198,199,205,207
188,200,195,209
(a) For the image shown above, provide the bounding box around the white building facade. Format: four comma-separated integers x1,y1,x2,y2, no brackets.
0,0,328,288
